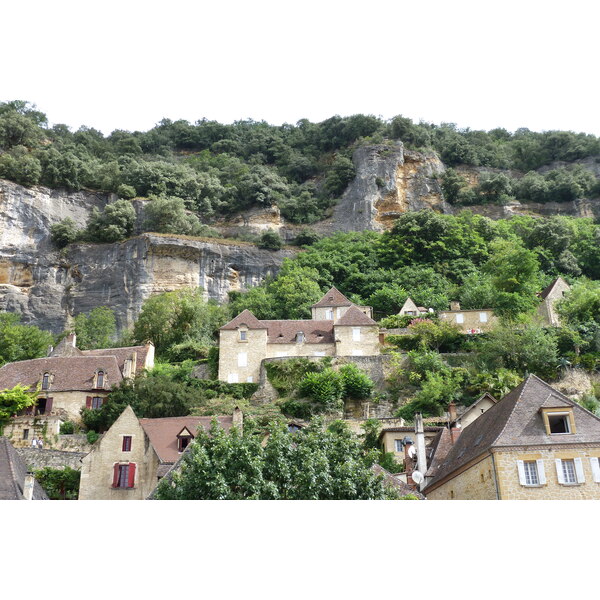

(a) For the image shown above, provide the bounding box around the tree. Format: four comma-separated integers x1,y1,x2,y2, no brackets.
142,195,207,236
34,467,80,500
257,229,283,250
73,306,117,350
85,199,136,243
0,384,37,430
50,218,81,248
0,313,54,367
153,419,399,500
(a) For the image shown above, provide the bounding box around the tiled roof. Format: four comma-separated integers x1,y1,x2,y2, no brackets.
0,356,122,393
260,320,334,344
82,345,150,375
425,375,600,491
220,309,266,330
0,437,48,500
425,428,456,478
335,306,377,326
380,426,443,435
312,287,353,308
140,415,234,463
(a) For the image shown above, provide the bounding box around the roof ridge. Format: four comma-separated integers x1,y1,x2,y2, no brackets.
488,375,533,445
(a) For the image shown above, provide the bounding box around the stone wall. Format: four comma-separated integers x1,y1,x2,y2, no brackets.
17,448,87,471
425,455,498,500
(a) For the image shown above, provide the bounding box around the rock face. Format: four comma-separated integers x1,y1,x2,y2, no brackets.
0,179,295,333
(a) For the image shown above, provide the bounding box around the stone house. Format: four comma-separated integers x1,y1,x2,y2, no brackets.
536,276,570,327
0,436,48,500
398,297,428,317
218,287,380,384
79,405,242,500
437,302,497,334
379,425,444,469
452,393,497,429
0,333,154,447
424,375,600,500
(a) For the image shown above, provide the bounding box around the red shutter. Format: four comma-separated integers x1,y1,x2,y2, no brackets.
112,464,120,488
86,396,92,409
46,398,53,413
127,463,136,488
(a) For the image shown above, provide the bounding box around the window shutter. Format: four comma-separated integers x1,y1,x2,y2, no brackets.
574,457,585,483
86,396,92,409
555,459,565,484
127,463,136,488
517,460,526,485
590,457,600,483
46,398,53,413
536,459,546,485
112,464,120,488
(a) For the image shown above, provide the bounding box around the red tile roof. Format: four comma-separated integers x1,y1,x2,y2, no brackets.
82,345,150,375
335,306,377,326
260,320,335,344
312,287,353,308
220,309,266,330
140,415,234,463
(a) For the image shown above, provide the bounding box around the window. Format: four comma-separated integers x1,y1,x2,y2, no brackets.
455,313,464,324
296,332,304,343
246,376,253,383
352,327,361,342
227,373,239,383
41,373,50,390
555,458,585,485
23,429,29,440
91,396,103,409
122,436,132,452
112,463,136,489
405,310,416,316
237,352,247,367
178,436,192,452
517,459,546,486
326,309,333,320
548,413,571,434
479,312,488,323
96,371,105,388
394,439,403,452
239,330,247,341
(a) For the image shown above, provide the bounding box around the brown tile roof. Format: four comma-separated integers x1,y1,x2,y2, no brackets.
82,345,150,375
140,415,234,463
335,306,377,326
220,309,266,330
425,375,600,491
0,356,122,393
0,437,48,500
49,334,83,357
312,287,353,308
539,276,569,300
425,428,456,478
260,320,334,344
380,426,443,434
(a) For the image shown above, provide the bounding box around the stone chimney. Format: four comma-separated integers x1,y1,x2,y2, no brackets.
23,473,35,500
448,402,457,423
450,301,461,311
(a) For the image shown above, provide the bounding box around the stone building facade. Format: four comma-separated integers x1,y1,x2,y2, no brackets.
79,406,242,500
438,303,497,334
0,333,154,448
536,276,571,327
218,288,380,384
425,375,600,500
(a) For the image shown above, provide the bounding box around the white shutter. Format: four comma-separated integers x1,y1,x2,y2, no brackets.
574,457,585,483
237,352,247,367
456,313,464,324
517,460,526,485
590,457,600,483
352,327,361,341
555,459,565,484
536,459,546,485
227,373,238,383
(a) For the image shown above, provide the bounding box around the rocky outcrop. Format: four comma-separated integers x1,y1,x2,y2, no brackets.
0,179,295,333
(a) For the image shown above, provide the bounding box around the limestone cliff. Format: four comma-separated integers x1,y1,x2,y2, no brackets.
0,179,294,333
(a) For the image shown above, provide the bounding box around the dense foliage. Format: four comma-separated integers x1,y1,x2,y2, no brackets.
34,467,80,500
0,384,37,430
0,313,54,367
153,418,400,500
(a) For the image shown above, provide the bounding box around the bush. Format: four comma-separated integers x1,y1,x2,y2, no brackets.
50,218,80,248
86,430,100,444
298,368,344,410
85,199,136,243
257,229,283,250
340,363,373,399
59,421,75,434
34,467,80,500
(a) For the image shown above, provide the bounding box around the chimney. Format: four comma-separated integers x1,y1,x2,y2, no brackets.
448,402,457,423
450,301,461,311
414,413,428,490
23,473,35,500
450,424,462,444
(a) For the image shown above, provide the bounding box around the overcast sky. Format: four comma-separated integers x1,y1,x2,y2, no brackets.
3,0,599,135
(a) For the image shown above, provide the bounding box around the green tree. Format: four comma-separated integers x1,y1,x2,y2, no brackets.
34,467,80,500
154,418,399,500
50,218,81,248
0,313,54,366
142,195,209,236
0,384,37,430
257,229,283,250
73,306,117,350
85,199,136,243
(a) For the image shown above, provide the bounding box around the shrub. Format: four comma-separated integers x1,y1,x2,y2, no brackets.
298,368,344,410
340,363,373,399
59,421,75,434
50,218,80,248
257,229,283,250
86,430,100,444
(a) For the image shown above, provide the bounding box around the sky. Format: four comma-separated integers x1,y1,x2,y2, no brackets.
3,0,600,136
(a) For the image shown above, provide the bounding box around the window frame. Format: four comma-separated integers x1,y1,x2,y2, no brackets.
517,459,546,487
41,373,50,391
122,436,132,452
96,371,105,389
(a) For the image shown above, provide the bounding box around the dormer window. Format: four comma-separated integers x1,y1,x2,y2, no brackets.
548,413,571,434
296,332,304,343
541,407,576,435
96,371,105,389
239,330,247,341
177,426,194,453
41,373,50,391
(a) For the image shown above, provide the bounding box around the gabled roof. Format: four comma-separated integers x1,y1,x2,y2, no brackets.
139,415,234,463
220,309,266,330
456,392,497,422
82,345,151,376
260,320,334,344
539,276,570,300
0,356,122,392
425,375,600,491
0,437,48,500
335,306,377,326
312,287,353,308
